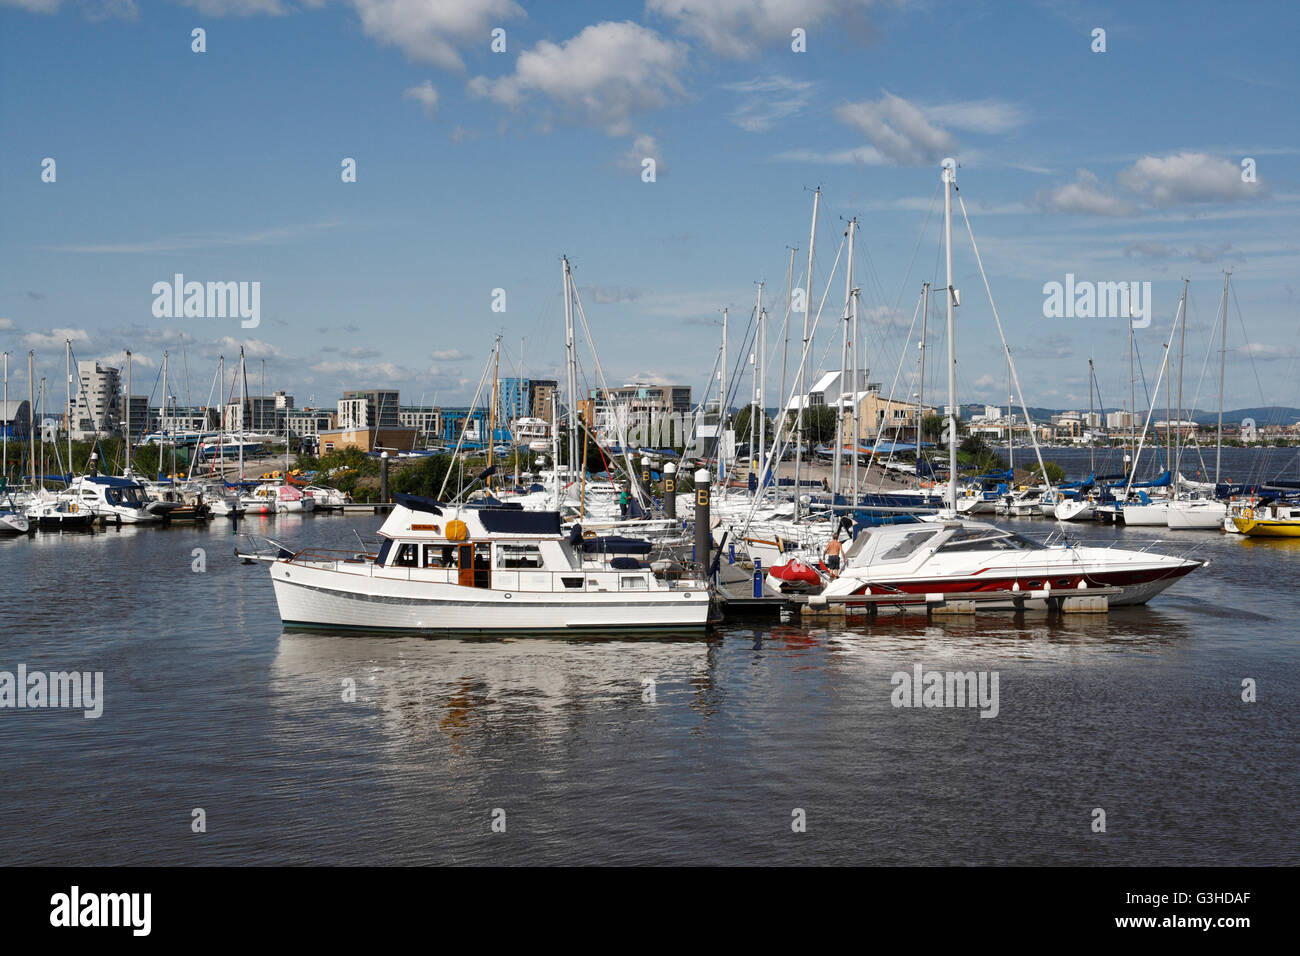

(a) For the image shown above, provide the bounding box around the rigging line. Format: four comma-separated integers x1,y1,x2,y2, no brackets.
954,188,1060,514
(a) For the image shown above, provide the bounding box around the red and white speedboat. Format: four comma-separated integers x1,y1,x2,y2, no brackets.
820,520,1201,609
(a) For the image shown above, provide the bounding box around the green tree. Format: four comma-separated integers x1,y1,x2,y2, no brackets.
799,405,839,444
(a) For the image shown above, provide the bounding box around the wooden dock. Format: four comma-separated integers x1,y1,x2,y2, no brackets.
713,578,1123,619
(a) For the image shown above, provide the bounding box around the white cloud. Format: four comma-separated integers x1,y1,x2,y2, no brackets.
403,79,439,117
171,0,285,14
772,145,886,165
351,0,525,71
1037,169,1137,217
620,134,665,175
723,75,814,132
212,337,284,359
97,350,155,369
470,21,688,135
1117,152,1266,206
22,327,90,349
1241,342,1294,360
834,92,957,166
649,0,875,58
0,318,15,331
431,349,469,361
925,98,1026,134
1,0,137,15
312,359,408,379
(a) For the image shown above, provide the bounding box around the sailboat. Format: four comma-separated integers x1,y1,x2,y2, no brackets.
1166,272,1231,529
831,159,1201,607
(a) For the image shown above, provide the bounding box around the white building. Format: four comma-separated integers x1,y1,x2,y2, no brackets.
70,361,120,440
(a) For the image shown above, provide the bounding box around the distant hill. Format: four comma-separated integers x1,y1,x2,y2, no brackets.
1190,407,1300,426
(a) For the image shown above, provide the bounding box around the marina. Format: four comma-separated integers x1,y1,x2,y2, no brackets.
1,0,1296,917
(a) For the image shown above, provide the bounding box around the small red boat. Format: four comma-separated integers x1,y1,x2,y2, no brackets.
766,559,824,593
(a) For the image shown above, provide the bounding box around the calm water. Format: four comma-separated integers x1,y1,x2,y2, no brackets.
1,510,1296,865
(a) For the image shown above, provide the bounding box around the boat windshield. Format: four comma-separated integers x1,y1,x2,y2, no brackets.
937,527,1045,552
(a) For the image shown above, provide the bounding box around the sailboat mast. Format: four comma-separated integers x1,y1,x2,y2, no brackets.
161,350,169,480
1174,278,1188,495
1088,358,1095,475
1128,314,1135,473
776,247,795,494
755,281,765,491
1216,271,1230,485
239,346,247,481
850,286,861,504
488,335,499,488
65,339,72,478
942,159,959,513
720,306,727,485
795,188,820,520
2,352,7,486
27,352,35,491
918,282,929,468
1007,358,1013,473
125,350,132,475
561,256,578,482
834,219,855,497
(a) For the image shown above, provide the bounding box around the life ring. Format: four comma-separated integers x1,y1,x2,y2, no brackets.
583,530,597,539
70,503,77,513
1243,508,1254,520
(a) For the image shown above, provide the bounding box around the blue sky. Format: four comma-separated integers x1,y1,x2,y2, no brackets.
2,0,1297,418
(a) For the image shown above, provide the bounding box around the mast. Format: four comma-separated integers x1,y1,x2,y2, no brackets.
1128,310,1135,473
794,187,820,520
2,351,7,486
125,350,132,475
754,281,765,492
834,219,855,497
488,334,499,489
1088,357,1095,475
776,246,795,494
217,355,225,479
1174,278,1188,496
1007,357,1013,473
719,306,727,485
942,158,959,513
850,285,861,504
918,282,929,469
161,350,169,480
239,346,247,481
1216,272,1230,485
562,256,578,483
65,339,72,479
27,351,35,491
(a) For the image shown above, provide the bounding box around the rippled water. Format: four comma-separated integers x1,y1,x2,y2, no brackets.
2,512,1295,865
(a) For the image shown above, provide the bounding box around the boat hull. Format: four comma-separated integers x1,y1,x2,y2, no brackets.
1165,501,1227,530
269,562,710,631
1234,518,1300,537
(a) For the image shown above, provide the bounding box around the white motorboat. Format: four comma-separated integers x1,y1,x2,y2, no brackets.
65,475,161,523
259,495,710,631
820,519,1202,610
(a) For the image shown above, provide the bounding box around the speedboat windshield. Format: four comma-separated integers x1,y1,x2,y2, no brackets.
937,527,1045,552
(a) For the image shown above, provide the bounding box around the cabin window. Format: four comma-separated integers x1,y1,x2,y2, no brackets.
375,539,393,566
393,543,419,568
498,543,543,569
620,575,648,591
880,530,938,561
423,545,455,568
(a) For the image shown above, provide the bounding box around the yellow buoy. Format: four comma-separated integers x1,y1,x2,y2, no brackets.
445,519,468,541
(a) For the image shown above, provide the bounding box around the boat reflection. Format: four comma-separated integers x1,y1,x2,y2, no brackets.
272,629,721,753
